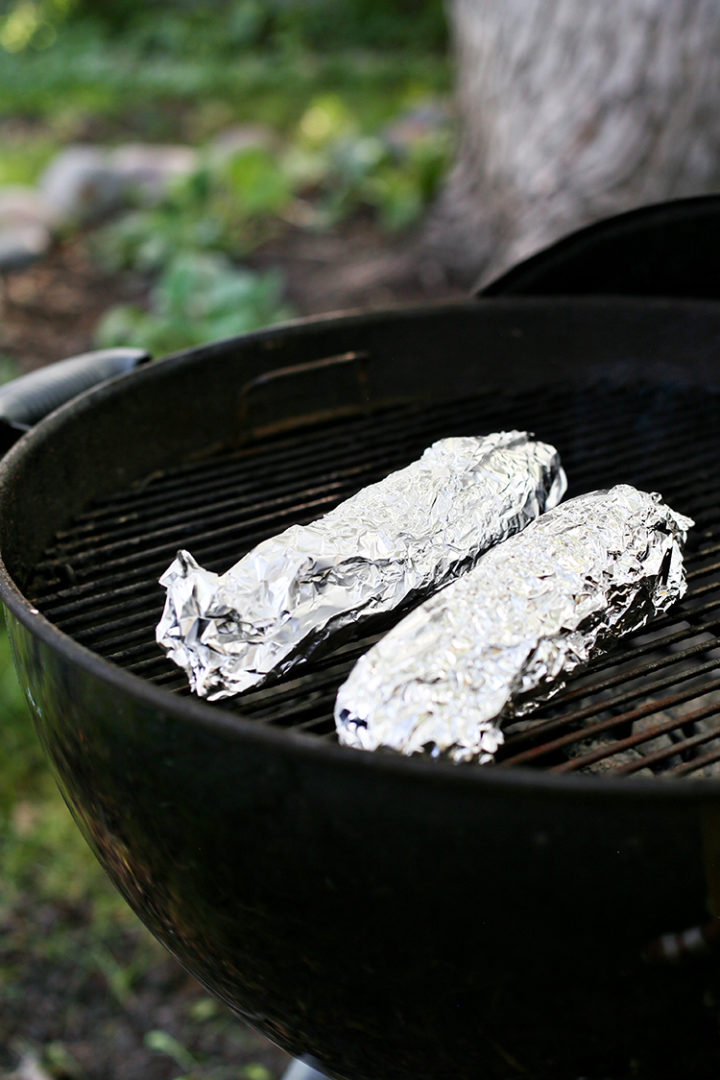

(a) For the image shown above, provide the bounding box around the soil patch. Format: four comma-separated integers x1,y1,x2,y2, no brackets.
0,222,467,373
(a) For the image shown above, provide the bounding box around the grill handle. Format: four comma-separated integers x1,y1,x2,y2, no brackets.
0,347,150,452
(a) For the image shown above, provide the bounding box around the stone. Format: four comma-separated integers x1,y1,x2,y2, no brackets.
0,184,60,232
108,143,197,202
0,223,51,272
39,145,122,224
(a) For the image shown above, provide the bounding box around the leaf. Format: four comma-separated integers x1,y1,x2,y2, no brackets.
220,146,293,216
95,255,294,356
144,1029,197,1070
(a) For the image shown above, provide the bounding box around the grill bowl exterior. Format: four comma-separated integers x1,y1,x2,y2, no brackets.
2,300,720,1077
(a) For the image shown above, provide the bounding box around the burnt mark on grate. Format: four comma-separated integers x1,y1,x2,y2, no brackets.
26,379,720,779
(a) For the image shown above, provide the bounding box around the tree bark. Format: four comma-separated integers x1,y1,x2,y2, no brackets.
426,0,720,284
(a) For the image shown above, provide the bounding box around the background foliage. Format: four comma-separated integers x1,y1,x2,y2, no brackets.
1,0,447,52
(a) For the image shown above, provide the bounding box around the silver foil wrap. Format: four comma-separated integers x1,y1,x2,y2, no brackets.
156,432,566,699
335,486,693,763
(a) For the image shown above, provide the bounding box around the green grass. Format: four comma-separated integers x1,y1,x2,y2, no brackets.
0,26,450,140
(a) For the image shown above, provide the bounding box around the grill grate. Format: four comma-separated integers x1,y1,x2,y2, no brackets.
27,379,720,778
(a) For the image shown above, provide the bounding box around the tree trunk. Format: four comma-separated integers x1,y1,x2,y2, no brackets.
426,0,720,284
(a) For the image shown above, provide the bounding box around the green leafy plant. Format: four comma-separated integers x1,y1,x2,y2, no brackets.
98,148,294,274
145,1029,198,1072
95,252,294,356
144,1028,273,1080
305,124,453,231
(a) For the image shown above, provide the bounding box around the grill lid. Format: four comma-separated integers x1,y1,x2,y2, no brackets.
479,195,720,300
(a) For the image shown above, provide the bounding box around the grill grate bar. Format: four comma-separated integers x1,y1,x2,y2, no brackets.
580,617,720,674
74,616,161,656
48,470,376,559
47,406,456,553
669,744,720,777
34,580,162,625
499,670,720,768
696,539,720,560
502,639,720,751
61,404,409,518
515,635,720,713
551,698,720,774
36,479,364,576
610,704,720,775
25,378,720,779
39,387,606,565
31,452,717,612
689,560,720,581
32,491,341,596
35,378,697,548
683,577,720,603
32,386,714,606
565,418,718,478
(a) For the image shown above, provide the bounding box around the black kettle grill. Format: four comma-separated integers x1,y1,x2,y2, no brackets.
3,198,720,1079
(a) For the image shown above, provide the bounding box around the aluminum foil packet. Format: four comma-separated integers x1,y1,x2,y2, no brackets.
156,431,567,699
335,485,694,763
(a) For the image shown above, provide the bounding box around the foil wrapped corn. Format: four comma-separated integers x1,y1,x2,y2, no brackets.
156,431,566,699
335,486,693,763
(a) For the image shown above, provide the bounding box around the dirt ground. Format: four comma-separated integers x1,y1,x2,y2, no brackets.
0,222,468,374
1,897,291,1080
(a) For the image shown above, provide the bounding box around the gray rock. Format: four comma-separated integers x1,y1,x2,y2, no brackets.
0,185,60,232
0,223,51,272
39,145,122,224
108,143,197,202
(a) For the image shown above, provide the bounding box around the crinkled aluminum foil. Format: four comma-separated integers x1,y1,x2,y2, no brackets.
156,432,566,699
335,486,694,764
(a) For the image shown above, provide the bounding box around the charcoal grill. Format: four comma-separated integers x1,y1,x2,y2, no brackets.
3,202,720,1079
23,344,720,780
